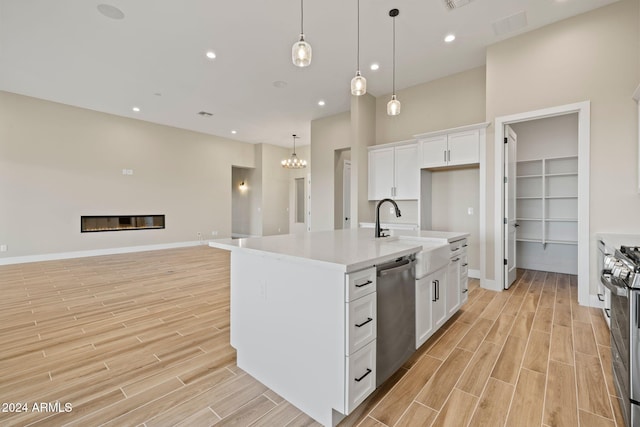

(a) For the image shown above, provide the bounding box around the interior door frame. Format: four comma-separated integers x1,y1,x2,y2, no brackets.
343,160,351,229
493,101,591,306
504,125,517,289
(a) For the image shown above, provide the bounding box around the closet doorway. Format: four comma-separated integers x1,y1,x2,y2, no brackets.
494,102,590,305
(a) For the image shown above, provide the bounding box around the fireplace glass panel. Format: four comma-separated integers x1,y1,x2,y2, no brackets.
81,215,165,232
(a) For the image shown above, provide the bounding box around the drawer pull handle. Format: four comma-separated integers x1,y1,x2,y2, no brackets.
462,244,468,248
604,308,611,319
355,368,372,382
452,247,460,252
597,293,604,302
462,263,468,267
452,258,460,262
355,317,373,328
462,289,468,293
355,280,373,288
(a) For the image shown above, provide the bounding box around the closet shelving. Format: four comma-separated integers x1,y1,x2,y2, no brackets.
515,156,578,247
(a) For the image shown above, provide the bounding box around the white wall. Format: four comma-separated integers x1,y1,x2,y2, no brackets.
485,0,640,289
334,149,351,229
0,91,255,258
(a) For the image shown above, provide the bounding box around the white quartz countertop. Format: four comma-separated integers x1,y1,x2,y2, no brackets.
209,229,427,273
359,224,469,243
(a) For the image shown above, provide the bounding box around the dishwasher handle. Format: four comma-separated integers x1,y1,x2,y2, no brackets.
377,258,416,277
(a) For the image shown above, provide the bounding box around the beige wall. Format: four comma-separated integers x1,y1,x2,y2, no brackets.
484,0,640,282
334,149,351,229
0,91,258,257
431,167,481,272
259,143,291,236
310,111,351,231
351,93,378,225
232,166,253,236
375,67,487,144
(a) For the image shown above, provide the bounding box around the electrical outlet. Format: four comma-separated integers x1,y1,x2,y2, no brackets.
0,244,7,252
468,207,474,215
197,232,202,240
211,231,218,236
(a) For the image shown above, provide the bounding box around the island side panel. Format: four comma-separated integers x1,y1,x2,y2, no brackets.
230,250,346,425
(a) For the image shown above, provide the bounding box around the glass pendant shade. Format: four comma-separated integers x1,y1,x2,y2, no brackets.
387,95,401,116
351,71,367,96
292,34,312,67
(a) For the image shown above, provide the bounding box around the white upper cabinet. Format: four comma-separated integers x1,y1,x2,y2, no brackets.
415,122,489,169
368,141,418,201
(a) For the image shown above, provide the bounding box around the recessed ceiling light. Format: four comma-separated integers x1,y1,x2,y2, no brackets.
318,100,326,107
97,4,125,20
273,81,288,89
444,34,456,43
370,63,380,71
206,51,216,59
132,106,140,112
231,130,237,134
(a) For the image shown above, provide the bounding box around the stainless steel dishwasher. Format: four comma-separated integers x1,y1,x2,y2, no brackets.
376,255,416,387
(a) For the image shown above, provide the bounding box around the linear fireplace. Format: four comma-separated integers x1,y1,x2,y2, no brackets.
81,215,165,233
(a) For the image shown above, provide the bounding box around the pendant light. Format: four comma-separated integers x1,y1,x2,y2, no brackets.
387,8,401,116
281,134,307,168
292,0,312,67
350,0,366,96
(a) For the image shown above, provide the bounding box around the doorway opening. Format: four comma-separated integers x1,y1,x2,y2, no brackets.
334,148,351,229
495,101,590,305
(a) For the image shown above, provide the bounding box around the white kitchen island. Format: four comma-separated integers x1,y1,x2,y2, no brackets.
209,228,466,426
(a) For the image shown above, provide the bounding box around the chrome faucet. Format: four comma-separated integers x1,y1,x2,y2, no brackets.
375,198,401,238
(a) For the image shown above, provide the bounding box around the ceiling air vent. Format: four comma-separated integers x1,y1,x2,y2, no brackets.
197,111,213,117
492,11,528,36
444,0,474,10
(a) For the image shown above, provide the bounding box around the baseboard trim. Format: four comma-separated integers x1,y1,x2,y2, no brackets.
0,241,204,266
481,278,500,292
468,269,480,279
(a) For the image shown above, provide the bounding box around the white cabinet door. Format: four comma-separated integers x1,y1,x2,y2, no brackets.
394,144,419,199
447,130,480,166
419,135,448,168
431,267,448,329
368,147,394,200
446,258,461,316
416,275,434,348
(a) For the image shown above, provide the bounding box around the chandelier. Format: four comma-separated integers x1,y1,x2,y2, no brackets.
281,134,307,169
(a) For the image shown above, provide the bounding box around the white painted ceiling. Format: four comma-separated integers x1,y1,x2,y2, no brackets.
0,0,618,147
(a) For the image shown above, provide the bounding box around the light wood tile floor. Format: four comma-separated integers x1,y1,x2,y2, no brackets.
0,247,624,426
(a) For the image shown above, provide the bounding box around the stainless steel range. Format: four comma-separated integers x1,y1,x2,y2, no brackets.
601,246,640,427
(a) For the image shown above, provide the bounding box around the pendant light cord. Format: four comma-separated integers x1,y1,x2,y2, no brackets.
356,0,360,71
392,14,396,95
300,0,304,34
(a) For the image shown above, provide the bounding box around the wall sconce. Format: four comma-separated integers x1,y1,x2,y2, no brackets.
239,180,248,191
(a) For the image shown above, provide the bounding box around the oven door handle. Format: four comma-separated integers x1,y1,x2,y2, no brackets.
601,275,627,297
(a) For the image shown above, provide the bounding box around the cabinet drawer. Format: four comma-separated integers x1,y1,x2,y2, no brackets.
346,292,377,355
460,255,469,276
346,267,376,301
449,238,467,258
345,340,376,414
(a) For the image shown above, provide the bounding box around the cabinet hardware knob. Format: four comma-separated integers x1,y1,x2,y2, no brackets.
452,258,460,262
355,317,373,328
354,368,372,382
355,280,373,288
462,289,468,293
462,244,468,248
462,263,468,267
